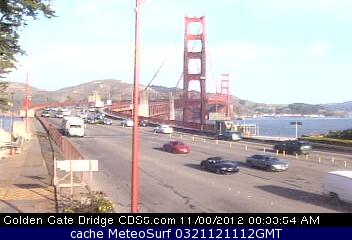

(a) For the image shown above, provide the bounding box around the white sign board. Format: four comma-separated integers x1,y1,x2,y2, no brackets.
57,160,98,172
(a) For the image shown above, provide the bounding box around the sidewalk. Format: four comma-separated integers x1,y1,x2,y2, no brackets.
0,119,56,213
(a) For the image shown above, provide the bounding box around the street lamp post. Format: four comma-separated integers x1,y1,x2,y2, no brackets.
131,0,142,213
290,121,302,139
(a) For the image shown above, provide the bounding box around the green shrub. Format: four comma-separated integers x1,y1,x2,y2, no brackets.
302,136,352,147
64,191,115,213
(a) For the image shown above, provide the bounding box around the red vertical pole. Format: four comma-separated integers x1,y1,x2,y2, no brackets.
131,0,141,213
221,74,230,118
25,72,29,132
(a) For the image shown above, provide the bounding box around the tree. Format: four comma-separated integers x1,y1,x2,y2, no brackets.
0,0,55,108
0,79,8,110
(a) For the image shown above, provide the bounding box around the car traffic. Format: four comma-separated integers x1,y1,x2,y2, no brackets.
216,131,242,141
274,140,312,155
154,124,173,134
200,157,239,174
41,110,51,117
246,154,289,171
121,119,133,127
162,141,191,154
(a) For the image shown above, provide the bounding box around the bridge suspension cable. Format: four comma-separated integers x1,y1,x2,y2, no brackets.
144,27,182,91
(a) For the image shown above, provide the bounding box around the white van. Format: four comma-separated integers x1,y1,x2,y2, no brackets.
323,171,352,204
154,124,173,134
62,116,85,137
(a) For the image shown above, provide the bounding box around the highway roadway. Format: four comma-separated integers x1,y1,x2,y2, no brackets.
46,117,352,213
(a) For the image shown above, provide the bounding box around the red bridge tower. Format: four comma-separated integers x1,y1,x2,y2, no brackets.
183,16,207,124
220,73,231,118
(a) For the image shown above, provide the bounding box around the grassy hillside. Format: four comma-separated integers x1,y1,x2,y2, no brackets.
4,80,349,117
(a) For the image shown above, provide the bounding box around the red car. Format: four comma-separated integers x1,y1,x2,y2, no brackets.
162,141,191,154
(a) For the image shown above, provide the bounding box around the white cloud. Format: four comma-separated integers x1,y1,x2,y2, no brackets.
307,43,329,57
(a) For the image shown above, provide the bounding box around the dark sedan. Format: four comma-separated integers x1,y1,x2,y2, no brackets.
162,141,191,154
246,154,288,171
273,140,312,155
200,157,239,174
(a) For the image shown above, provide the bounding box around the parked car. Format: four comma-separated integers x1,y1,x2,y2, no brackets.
200,157,239,174
41,110,50,117
154,124,173,134
246,154,288,171
217,131,242,141
121,119,133,127
324,171,352,204
162,141,191,154
273,140,312,155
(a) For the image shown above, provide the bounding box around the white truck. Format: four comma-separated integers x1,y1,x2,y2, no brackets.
62,116,85,137
324,171,352,204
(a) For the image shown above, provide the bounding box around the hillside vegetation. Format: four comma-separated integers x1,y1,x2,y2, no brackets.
5,80,349,117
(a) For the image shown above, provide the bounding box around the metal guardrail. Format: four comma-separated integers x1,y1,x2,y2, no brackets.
35,113,85,160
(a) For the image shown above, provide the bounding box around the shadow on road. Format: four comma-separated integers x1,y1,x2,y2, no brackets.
184,163,203,171
153,147,166,152
236,161,256,170
257,185,352,212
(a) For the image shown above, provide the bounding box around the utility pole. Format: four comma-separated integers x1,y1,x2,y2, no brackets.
131,0,142,213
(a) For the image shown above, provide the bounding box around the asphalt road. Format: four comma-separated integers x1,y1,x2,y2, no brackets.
46,116,352,213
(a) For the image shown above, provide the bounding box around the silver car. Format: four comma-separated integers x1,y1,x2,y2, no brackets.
246,154,288,171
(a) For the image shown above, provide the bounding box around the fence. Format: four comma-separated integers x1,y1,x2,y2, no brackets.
36,114,84,160
35,113,91,197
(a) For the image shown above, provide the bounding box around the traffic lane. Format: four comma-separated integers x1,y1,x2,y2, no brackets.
145,133,332,193
151,128,352,163
132,129,352,212
142,132,352,212
154,129,352,167
70,125,230,212
147,130,348,175
48,115,352,165
77,124,352,212
70,124,212,212
170,133,352,204
46,118,352,212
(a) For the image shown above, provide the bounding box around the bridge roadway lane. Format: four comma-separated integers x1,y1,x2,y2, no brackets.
47,118,352,213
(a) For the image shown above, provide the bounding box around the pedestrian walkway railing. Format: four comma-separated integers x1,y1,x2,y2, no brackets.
35,113,93,198
36,113,84,160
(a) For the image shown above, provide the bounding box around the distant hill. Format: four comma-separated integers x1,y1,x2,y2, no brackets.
4,79,350,117
323,101,352,112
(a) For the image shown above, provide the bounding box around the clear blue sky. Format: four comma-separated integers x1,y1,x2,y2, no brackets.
6,0,352,104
